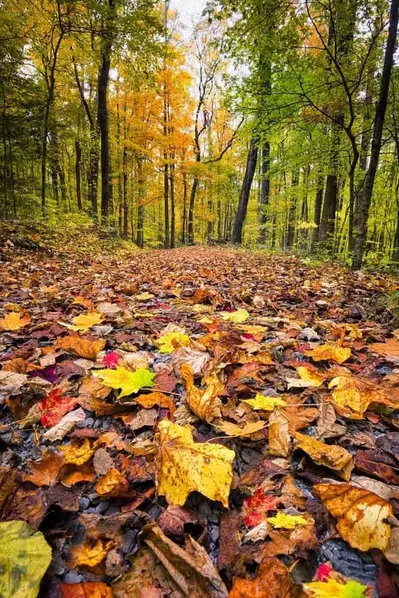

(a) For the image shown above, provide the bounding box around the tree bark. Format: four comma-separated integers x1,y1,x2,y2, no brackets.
75,140,82,211
97,0,115,225
232,137,259,244
285,170,299,249
258,141,270,244
353,0,399,269
312,175,324,246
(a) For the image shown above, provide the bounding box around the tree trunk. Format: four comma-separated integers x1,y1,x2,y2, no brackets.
181,171,187,244
170,161,175,248
312,175,324,246
319,123,342,244
136,158,145,248
232,137,259,244
75,140,82,211
97,0,115,225
285,170,299,249
258,141,270,244
188,175,199,244
353,0,399,269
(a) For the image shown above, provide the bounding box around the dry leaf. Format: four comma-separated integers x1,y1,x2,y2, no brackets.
60,462,96,487
229,557,294,598
294,433,354,481
370,338,399,359
172,347,210,374
243,394,287,411
313,482,393,551
328,375,397,419
95,367,155,399
181,363,222,423
216,420,266,437
306,344,351,365
269,410,291,457
56,335,105,359
135,391,176,414
95,469,129,497
59,582,113,598
60,438,95,466
157,420,234,507
69,538,113,567
43,408,86,441
23,449,65,486
63,311,104,332
0,312,31,331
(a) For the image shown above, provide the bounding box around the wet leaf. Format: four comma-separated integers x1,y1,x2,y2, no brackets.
95,468,129,497
95,366,155,398
313,482,393,551
157,420,234,507
0,520,52,598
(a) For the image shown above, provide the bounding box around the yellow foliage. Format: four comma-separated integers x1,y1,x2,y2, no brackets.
181,363,222,423
306,344,351,365
243,393,286,411
156,332,190,354
267,512,309,529
220,309,250,323
0,312,31,331
294,432,354,481
157,420,234,507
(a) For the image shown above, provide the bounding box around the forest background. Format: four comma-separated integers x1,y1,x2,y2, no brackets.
0,0,398,269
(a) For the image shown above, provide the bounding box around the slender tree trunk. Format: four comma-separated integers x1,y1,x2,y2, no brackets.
97,0,115,225
258,141,270,244
75,140,82,210
232,137,259,244
319,123,342,244
170,161,175,248
286,170,299,249
181,171,187,244
312,175,324,246
353,0,399,269
136,158,145,248
188,175,199,244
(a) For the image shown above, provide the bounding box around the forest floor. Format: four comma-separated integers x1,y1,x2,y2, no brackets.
1,224,399,597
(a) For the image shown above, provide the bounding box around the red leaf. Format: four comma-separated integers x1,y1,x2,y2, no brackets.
103,351,120,369
40,388,78,427
244,489,280,528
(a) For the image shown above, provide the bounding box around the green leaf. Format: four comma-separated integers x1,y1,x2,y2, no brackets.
94,367,155,398
0,520,52,598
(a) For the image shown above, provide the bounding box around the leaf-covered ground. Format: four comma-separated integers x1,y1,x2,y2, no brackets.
1,236,399,598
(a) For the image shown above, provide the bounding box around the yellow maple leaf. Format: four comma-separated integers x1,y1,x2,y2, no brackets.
156,332,190,354
94,366,155,398
135,292,154,301
303,578,368,598
292,366,325,388
328,375,397,419
157,420,234,507
306,344,351,365
267,512,309,529
181,363,222,423
313,483,393,551
216,420,266,437
60,438,94,466
220,309,250,323
69,538,112,568
243,393,287,411
294,432,354,481
0,312,31,331
62,311,104,332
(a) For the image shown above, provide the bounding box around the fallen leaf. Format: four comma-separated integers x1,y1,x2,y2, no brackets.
135,391,176,415
39,388,79,427
328,375,397,419
23,449,65,486
135,292,154,301
95,367,155,399
60,439,95,465
181,363,222,423
294,432,354,481
63,311,104,332
158,506,199,536
243,393,287,411
269,410,291,457
303,577,368,597
0,520,52,598
60,462,96,487
93,448,114,475
370,338,399,359
56,335,105,359
220,309,249,323
229,557,294,598
306,344,351,365
287,365,325,389
0,312,31,331
267,512,309,529
244,489,280,528
172,347,210,374
43,408,86,441
157,420,234,507
59,582,113,598
95,469,129,497
103,351,120,368
313,482,393,551
156,332,190,354
216,420,266,437
69,538,113,568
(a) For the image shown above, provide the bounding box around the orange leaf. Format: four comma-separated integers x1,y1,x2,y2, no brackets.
60,462,95,487
69,538,113,568
95,468,129,497
59,582,113,598
135,391,176,415
40,388,79,427
60,439,95,466
229,557,294,597
306,344,351,365
23,449,65,487
56,335,105,360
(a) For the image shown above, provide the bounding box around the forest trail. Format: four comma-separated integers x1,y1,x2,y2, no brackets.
1,242,399,596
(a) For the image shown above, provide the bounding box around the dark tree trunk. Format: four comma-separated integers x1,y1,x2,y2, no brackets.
164,161,169,248
136,158,145,248
75,140,82,211
170,161,175,248
188,175,199,244
353,0,399,269
258,141,270,244
319,123,342,244
312,175,324,246
181,171,187,244
285,170,299,249
97,0,115,224
232,137,259,244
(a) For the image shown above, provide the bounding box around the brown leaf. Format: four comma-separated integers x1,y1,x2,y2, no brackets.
294,432,354,481
158,506,200,537
95,468,129,497
23,449,65,487
93,448,114,476
135,391,176,414
181,363,222,423
59,582,113,598
229,557,295,598
59,462,96,487
56,335,106,359
269,410,291,457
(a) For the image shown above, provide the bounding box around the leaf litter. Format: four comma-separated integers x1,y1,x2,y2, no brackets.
0,242,399,596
